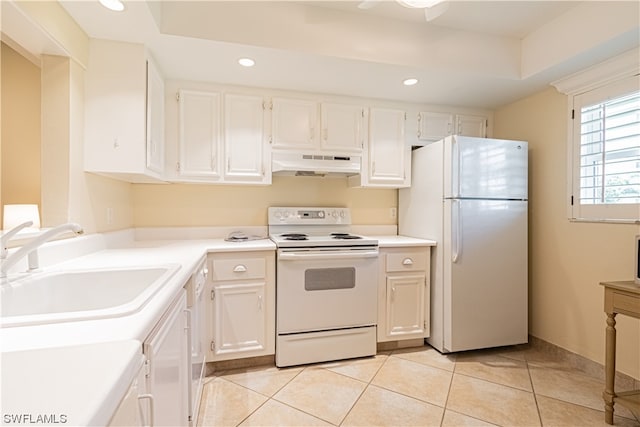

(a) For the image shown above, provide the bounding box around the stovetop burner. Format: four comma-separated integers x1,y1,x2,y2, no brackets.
331,233,363,240
281,233,309,241
268,207,378,248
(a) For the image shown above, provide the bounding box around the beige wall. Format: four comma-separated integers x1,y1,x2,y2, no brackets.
133,176,397,227
494,87,640,380
40,54,133,233
1,42,41,225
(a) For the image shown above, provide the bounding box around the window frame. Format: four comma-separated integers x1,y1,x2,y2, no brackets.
552,49,640,224
569,75,640,222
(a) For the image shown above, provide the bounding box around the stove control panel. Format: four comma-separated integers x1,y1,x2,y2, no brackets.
268,207,351,225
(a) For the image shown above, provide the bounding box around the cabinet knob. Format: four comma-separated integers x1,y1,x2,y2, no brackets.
402,258,414,265
233,264,247,273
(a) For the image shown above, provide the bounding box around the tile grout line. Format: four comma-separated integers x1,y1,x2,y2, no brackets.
438,352,457,427
525,359,544,427
335,353,392,426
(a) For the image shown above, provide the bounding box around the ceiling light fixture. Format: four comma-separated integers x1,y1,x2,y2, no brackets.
238,58,256,67
99,0,124,12
403,78,418,86
396,0,443,8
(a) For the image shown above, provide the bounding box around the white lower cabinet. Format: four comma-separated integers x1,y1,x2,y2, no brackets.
378,247,431,342
143,291,190,426
108,362,148,427
206,251,275,362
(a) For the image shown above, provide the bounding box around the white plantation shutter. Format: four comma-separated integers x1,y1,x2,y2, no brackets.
571,75,640,221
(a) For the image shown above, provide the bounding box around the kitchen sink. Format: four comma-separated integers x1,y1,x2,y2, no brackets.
0,265,180,328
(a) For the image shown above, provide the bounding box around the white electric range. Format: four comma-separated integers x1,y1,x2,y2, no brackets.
268,207,379,367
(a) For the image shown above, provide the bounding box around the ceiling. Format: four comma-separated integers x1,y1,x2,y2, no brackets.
49,1,640,109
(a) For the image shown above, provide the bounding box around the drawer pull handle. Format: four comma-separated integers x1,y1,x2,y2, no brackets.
233,264,247,273
402,258,414,265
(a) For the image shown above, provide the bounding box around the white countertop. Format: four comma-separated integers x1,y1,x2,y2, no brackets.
0,232,433,425
0,237,275,426
1,340,143,426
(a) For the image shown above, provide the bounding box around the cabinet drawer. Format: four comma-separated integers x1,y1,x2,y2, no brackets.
212,257,266,281
386,252,427,272
612,292,640,315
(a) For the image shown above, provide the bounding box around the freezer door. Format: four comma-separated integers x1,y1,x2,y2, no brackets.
443,199,528,352
445,136,528,199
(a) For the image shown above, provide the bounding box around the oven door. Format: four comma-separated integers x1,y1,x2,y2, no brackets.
276,247,379,334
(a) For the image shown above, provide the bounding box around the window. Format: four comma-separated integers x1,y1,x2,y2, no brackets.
570,75,640,222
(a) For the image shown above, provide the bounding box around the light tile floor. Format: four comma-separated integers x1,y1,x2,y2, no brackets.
197,345,640,427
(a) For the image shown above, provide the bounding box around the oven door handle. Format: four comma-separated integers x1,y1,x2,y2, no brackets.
279,250,379,261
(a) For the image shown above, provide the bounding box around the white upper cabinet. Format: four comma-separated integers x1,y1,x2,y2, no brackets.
351,107,410,188
271,98,317,150
224,94,270,184
146,58,165,174
320,103,365,153
175,91,270,185
271,98,364,154
417,111,454,142
84,39,165,183
417,111,488,142
455,114,487,138
178,90,222,179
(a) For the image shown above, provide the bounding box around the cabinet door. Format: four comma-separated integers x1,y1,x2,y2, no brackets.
385,274,427,339
108,364,146,427
455,114,487,138
144,292,189,427
224,94,270,184
418,111,453,142
367,108,410,187
146,58,165,174
178,90,221,178
320,103,364,153
271,98,317,150
212,282,267,356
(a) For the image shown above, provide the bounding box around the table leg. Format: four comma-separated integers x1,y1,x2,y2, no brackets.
603,312,617,424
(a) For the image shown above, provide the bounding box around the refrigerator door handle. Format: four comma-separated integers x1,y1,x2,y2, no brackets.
452,199,461,263
452,137,461,198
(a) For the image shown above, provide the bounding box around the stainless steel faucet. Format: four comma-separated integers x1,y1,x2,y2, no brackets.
1,223,84,278
1,221,34,259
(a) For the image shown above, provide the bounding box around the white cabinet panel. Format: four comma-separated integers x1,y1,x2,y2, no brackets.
143,292,189,426
417,111,488,141
84,40,165,182
146,58,165,174
224,94,270,184
418,111,453,142
206,251,275,362
212,282,267,355
320,103,364,153
455,114,487,138
178,90,221,178
378,247,431,343
363,108,410,187
108,364,146,427
271,98,317,150
385,274,426,338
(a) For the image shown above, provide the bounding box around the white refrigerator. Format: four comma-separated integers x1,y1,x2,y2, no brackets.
399,135,528,353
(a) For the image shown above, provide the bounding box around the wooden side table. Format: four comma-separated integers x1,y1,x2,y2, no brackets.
600,280,640,424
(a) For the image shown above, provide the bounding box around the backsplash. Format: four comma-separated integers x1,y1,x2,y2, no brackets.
132,176,398,227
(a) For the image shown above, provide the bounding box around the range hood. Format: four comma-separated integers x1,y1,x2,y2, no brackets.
272,152,361,177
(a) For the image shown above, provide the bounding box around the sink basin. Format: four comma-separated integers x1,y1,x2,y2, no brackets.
1,265,180,328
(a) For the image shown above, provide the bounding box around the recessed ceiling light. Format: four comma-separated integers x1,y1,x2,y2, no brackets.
238,58,256,67
403,78,418,86
99,0,124,12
